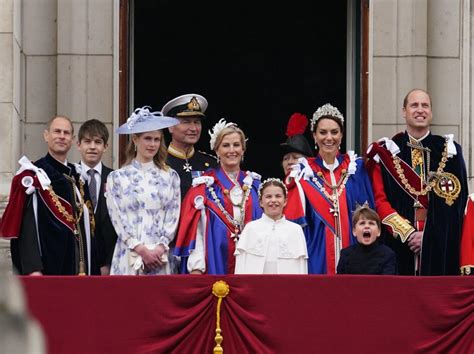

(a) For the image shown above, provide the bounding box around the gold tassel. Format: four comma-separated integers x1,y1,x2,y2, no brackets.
212,280,230,354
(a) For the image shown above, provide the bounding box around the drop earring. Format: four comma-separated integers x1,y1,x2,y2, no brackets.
134,144,137,152
216,155,220,164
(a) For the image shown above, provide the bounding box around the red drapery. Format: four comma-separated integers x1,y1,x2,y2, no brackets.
20,275,474,354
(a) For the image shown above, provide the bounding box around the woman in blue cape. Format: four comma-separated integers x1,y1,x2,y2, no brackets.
174,119,262,274
285,103,375,274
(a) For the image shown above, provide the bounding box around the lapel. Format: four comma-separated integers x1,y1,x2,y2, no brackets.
96,164,113,216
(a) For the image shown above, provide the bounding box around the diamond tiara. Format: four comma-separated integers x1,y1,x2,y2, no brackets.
310,103,344,131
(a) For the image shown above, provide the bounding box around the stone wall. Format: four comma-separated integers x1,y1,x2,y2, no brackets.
0,0,116,266
371,0,473,191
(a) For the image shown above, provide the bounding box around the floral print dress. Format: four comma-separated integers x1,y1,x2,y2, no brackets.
106,160,180,275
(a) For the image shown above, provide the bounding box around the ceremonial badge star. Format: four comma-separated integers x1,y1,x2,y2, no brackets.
183,162,192,172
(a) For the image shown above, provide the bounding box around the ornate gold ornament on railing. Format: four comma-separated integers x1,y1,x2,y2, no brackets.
212,280,230,353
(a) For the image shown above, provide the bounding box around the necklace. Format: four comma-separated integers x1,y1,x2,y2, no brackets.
229,185,243,206
208,178,252,242
392,140,449,197
311,169,349,216
311,167,349,264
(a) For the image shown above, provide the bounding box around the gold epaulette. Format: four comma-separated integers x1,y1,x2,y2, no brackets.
382,213,415,243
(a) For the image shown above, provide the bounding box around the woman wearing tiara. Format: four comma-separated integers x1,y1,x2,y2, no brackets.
285,103,375,274
235,178,308,274
174,119,263,274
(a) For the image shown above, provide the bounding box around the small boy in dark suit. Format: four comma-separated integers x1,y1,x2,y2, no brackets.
77,119,118,275
337,204,397,275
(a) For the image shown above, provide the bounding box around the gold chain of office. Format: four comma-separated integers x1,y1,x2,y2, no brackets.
47,179,86,224
311,169,350,203
208,184,251,239
392,140,449,197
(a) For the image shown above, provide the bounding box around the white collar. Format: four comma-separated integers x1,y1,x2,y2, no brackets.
81,161,103,175
261,212,286,224
407,130,430,143
322,158,339,172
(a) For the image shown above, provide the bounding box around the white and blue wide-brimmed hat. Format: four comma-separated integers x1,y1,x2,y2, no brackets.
116,106,180,134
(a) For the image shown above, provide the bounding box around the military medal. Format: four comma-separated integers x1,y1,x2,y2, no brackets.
183,161,192,172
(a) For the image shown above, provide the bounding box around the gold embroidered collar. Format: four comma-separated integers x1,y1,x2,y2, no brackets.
168,144,195,159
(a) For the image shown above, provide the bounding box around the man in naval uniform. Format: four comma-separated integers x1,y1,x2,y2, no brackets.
161,93,217,199
366,89,468,275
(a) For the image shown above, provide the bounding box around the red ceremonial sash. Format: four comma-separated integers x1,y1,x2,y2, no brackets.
37,187,76,234
367,142,429,209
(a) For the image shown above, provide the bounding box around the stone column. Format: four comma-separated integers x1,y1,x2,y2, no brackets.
371,0,472,190
0,0,116,265
0,0,21,263
57,0,114,165
371,0,429,140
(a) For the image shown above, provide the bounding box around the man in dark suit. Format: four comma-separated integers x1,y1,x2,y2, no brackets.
77,119,118,275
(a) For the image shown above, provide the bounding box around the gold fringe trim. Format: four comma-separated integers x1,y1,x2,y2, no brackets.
212,280,230,353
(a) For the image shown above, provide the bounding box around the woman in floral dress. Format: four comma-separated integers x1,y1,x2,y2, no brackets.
106,106,181,275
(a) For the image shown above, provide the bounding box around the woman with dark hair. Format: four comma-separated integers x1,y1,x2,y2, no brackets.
285,103,375,274
174,119,262,274
106,107,181,275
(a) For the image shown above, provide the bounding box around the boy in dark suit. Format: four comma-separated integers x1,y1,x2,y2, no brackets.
77,119,117,275
337,205,397,275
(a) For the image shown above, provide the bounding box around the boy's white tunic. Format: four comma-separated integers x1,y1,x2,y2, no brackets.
234,213,308,274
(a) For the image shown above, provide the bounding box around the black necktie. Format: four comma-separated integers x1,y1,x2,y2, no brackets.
87,169,97,209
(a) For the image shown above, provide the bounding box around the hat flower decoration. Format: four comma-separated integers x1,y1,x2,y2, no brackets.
209,118,238,150
127,106,159,129
310,103,345,131
116,106,179,134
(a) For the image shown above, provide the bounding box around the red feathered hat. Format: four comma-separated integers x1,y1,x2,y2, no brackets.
280,113,314,157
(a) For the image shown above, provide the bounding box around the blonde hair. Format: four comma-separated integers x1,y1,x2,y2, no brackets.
213,125,247,152
124,131,169,170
